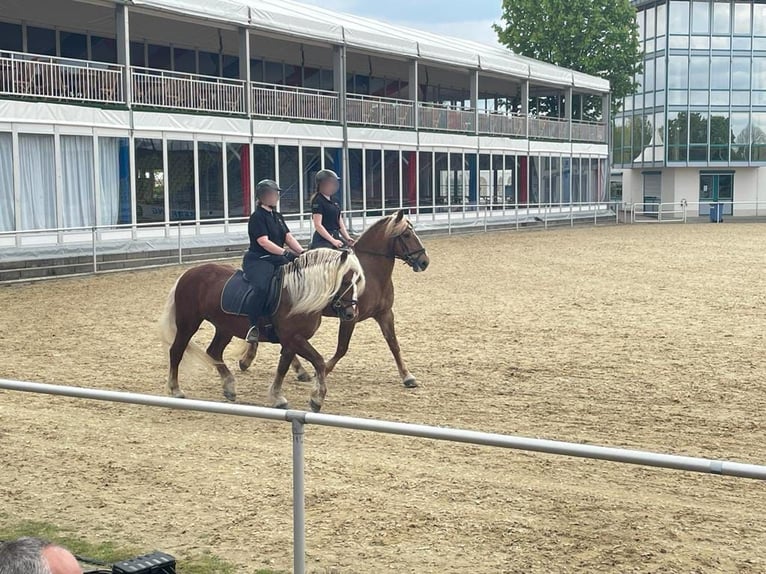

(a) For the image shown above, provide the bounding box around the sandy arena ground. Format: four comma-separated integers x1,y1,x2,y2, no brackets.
1,223,766,573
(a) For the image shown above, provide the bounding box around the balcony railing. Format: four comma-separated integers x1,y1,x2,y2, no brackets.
132,67,246,115
0,50,123,104
346,94,414,128
478,110,526,137
528,116,570,140
419,102,476,133
572,119,607,143
251,82,338,122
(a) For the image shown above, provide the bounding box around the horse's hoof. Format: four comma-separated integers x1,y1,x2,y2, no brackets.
296,372,312,383
274,401,289,410
171,390,186,399
223,391,237,402
403,375,419,389
309,399,322,413
238,360,250,372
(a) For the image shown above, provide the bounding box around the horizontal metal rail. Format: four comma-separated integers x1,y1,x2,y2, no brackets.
132,67,246,114
418,102,475,133
251,81,339,122
346,94,414,128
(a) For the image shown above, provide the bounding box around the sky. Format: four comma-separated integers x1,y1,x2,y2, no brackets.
298,0,503,47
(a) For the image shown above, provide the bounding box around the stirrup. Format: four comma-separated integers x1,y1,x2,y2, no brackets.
245,325,260,344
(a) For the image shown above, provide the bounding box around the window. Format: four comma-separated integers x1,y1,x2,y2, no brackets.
222,55,239,79
670,1,690,34
418,151,433,210
752,113,766,161
0,133,13,231
384,150,400,210
198,142,223,220
637,10,646,41
61,135,95,228
226,143,249,219
130,41,145,67
689,112,708,161
656,3,667,37
0,22,22,52
90,36,117,64
277,145,299,214
646,7,656,39
174,48,196,74
644,58,655,92
167,140,194,221
711,57,730,90
690,56,709,89
60,32,87,60
348,148,363,210
366,149,383,213
754,58,766,90
250,59,263,83
284,64,299,86
264,61,283,84
669,55,689,89
302,146,321,213
756,5,766,36
98,137,130,226
692,1,709,34
667,111,688,162
198,51,219,76
730,112,750,161
655,56,666,92
147,44,171,70
712,2,730,34
19,134,56,230
135,138,164,223
710,112,731,162
27,26,56,56
253,144,276,184
734,3,751,35
320,69,334,91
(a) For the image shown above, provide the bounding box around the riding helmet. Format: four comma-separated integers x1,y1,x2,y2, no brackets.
255,179,281,198
315,169,340,186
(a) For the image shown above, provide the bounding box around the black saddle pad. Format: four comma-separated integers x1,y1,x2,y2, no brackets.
221,269,284,317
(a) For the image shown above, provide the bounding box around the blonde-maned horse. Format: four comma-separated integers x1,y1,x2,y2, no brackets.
159,249,365,412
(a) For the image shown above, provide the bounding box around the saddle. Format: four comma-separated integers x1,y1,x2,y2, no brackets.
221,269,283,341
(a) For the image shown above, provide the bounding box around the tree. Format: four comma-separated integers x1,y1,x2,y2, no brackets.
493,0,643,115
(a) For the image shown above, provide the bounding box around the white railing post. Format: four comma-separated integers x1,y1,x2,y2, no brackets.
291,417,306,574
92,227,98,273
177,223,183,264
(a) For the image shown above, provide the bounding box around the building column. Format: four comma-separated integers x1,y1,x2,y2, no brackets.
521,79,530,138
565,87,573,141
115,4,131,106
470,69,479,135
408,59,419,130
239,27,251,115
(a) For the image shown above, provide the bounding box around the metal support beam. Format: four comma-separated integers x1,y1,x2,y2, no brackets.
115,4,131,106
470,69,479,135
409,59,419,130
239,28,251,115
566,87,573,142
521,80,530,139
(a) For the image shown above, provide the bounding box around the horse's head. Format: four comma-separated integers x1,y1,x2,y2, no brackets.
389,210,430,272
330,250,365,321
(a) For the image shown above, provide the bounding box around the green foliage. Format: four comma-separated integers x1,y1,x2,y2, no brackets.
493,0,643,113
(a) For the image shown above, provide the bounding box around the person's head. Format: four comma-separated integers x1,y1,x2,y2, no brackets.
314,169,340,199
255,179,281,209
0,538,82,574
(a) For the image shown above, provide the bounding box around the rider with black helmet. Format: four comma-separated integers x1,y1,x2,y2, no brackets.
309,169,356,250
242,178,305,343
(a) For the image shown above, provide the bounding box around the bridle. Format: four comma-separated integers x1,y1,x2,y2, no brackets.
354,226,427,268
331,275,359,319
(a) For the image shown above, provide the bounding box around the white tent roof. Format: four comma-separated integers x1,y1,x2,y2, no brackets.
125,0,610,92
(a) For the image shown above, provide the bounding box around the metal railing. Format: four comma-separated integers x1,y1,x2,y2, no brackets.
630,200,764,223
572,119,607,143
528,115,570,140
0,379,764,574
0,50,124,104
251,81,339,122
418,102,476,133
131,67,246,114
477,110,526,137
346,93,414,128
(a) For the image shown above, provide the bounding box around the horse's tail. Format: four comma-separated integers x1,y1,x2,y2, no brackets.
158,276,222,370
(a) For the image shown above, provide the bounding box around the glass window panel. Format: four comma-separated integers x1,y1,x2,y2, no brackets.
756,5,766,36
90,36,116,64
732,91,750,106
656,35,667,51
655,57,666,91
320,69,334,91
713,2,730,34
753,91,766,106
173,48,196,74
384,150,400,210
732,58,751,91
253,143,276,186
418,151,433,210
198,142,223,221
365,149,383,213
130,42,145,68
637,10,646,41
61,135,95,228
670,1,690,33
250,59,263,83
732,37,751,50
19,134,56,230
656,89,666,105
754,58,766,90
731,112,750,161
97,137,131,226
711,36,730,50
711,91,730,105
264,61,283,84
669,90,688,105
370,77,385,96
0,22,22,52
147,44,171,70
669,56,689,88
27,26,56,56
692,1,709,34
647,7,656,38
226,143,249,219
0,132,14,231
734,3,751,34
690,90,709,105
60,32,87,60
751,113,766,161
754,37,766,50
690,56,709,89
303,67,320,90
277,145,299,214
711,57,730,89
690,36,710,49
644,58,655,92
134,138,164,223
284,64,299,86
657,3,667,37
167,140,195,221
669,35,689,48
222,55,239,79
402,150,417,208
348,148,363,211
667,111,688,161
710,112,731,162
198,51,219,76
689,112,709,144
688,146,707,161
301,146,321,213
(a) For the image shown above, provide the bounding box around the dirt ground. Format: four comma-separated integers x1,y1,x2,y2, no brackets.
1,223,766,573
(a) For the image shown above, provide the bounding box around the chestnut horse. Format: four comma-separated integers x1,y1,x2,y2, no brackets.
159,249,365,411
239,210,430,387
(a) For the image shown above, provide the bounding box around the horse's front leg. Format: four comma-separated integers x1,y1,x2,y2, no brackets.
289,337,328,412
239,341,258,372
325,319,357,374
267,348,296,409
375,309,418,388
290,356,312,382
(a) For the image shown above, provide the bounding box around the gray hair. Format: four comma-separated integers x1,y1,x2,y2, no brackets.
0,538,53,574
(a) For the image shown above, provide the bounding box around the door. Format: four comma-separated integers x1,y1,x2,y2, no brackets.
643,172,661,213
699,173,734,216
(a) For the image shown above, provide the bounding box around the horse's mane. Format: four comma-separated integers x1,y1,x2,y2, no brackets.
282,249,365,317
357,213,410,243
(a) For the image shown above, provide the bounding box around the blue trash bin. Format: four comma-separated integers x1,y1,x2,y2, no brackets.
709,203,723,223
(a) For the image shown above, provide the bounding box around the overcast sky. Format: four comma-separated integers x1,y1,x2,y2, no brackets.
298,0,503,47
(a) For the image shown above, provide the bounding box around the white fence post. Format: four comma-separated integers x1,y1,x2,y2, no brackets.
91,227,98,274
177,223,183,265
292,416,306,574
